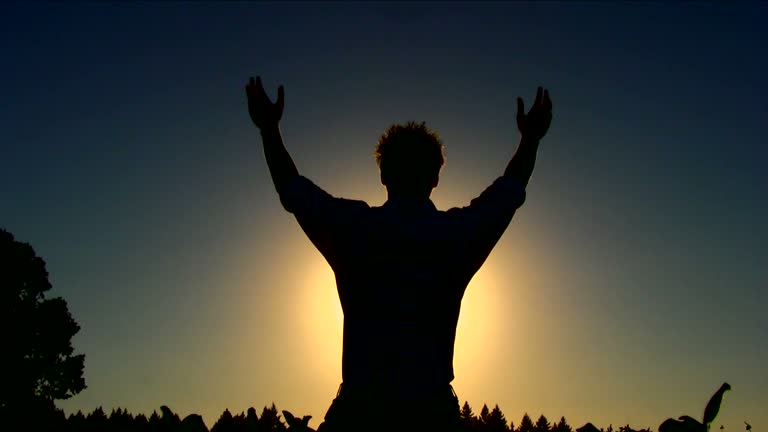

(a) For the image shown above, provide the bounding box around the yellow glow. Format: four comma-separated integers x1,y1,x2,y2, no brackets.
453,263,505,387
297,245,512,391
300,254,344,382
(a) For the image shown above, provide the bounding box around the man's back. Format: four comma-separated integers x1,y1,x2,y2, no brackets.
281,175,526,389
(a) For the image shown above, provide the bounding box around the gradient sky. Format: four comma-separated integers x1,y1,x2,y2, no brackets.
2,2,766,430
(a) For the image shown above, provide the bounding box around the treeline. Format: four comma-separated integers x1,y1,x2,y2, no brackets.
6,400,654,432
458,402,651,432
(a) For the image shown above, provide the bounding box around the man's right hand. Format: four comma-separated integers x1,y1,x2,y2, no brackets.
246,76,284,130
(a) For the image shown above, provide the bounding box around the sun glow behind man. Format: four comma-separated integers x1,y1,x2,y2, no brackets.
298,246,512,392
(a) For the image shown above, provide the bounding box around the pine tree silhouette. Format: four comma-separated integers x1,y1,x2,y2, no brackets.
460,401,478,430
535,414,552,432
553,417,573,432
211,408,235,432
486,405,509,432
259,403,287,431
519,414,536,432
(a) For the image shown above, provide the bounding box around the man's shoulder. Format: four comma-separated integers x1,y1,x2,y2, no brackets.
282,175,373,213
338,197,373,211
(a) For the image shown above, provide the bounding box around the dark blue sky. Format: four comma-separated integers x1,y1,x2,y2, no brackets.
2,2,766,428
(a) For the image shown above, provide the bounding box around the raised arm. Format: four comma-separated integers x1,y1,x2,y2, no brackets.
246,76,298,195
504,86,553,187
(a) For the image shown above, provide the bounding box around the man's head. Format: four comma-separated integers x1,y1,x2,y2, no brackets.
375,121,445,199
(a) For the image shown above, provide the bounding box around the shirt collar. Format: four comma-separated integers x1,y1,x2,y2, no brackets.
382,197,438,213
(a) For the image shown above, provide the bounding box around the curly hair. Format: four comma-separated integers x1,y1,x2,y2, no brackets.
375,121,445,189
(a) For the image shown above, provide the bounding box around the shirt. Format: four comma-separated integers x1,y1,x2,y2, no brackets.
279,175,526,390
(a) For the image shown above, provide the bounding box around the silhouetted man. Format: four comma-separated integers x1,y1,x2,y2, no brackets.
246,76,552,432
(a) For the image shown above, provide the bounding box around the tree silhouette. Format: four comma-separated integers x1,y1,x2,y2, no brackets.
0,228,86,424
519,414,536,432
461,401,478,430
247,407,259,431
86,406,109,432
485,405,510,432
180,413,208,432
576,423,601,432
211,408,235,432
109,407,135,432
553,417,574,432
134,413,150,431
160,405,182,430
535,414,552,432
149,410,163,432
233,410,249,431
259,403,287,431
67,410,87,432
480,404,491,429
53,401,731,432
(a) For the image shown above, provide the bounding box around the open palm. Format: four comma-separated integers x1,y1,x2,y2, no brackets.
517,86,553,141
246,76,284,130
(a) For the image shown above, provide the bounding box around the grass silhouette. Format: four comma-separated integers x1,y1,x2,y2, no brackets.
659,383,732,432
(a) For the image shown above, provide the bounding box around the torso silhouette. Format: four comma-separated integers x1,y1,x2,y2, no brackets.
281,175,525,392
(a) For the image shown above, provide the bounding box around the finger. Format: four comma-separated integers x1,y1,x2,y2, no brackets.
246,76,256,95
543,88,552,111
255,76,270,101
517,97,525,122
276,85,285,115
535,86,543,107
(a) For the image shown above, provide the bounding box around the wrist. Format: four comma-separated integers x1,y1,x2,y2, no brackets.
519,135,540,149
259,123,281,137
